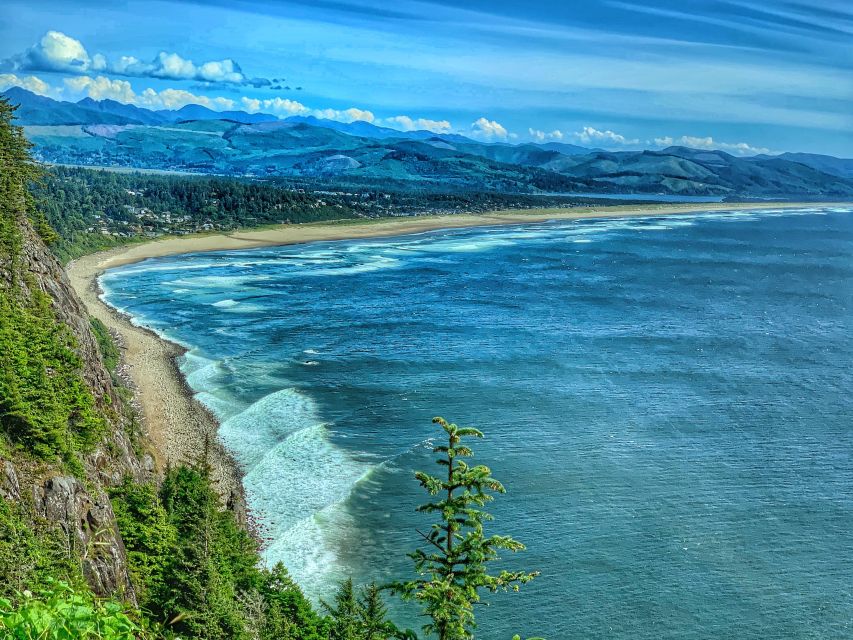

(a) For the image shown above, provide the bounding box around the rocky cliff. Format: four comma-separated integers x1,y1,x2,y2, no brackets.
1,216,154,601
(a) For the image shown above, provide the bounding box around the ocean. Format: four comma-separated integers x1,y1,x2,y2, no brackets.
101,206,853,639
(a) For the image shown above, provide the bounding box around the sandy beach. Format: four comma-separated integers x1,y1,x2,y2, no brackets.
64,201,848,506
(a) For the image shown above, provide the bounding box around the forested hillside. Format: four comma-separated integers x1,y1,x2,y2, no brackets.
32,166,591,263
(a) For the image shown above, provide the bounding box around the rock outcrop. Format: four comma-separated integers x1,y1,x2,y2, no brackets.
1,217,152,601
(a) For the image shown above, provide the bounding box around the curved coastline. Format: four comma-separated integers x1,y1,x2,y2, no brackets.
64,201,851,514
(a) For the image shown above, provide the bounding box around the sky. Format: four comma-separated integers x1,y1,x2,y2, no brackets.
0,0,851,155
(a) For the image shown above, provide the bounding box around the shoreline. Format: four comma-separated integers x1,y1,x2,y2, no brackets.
71,201,849,272
69,256,247,518
64,201,850,510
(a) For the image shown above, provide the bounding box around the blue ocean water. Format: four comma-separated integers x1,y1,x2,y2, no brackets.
101,207,853,639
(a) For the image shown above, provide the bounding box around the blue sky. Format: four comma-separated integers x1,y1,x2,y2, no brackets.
1,0,851,155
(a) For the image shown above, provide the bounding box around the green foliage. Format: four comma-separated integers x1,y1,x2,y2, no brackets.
108,478,176,612
0,580,143,640
391,417,538,640
323,580,412,640
90,317,120,375
0,498,84,600
0,283,108,464
0,98,55,247
256,563,328,640
141,464,256,637
0,97,108,466
111,464,332,640
32,167,354,263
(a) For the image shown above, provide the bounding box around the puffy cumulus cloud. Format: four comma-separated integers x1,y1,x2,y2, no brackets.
654,134,769,156
0,73,54,96
63,75,136,103
61,75,236,111
1,31,94,73
528,128,564,142
382,115,452,134
1,31,271,88
313,107,375,123
242,96,310,116
573,126,639,146
470,117,508,140
138,88,235,111
114,52,249,85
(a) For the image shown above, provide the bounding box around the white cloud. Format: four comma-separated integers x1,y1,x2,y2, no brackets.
61,75,236,111
471,117,508,140
243,97,379,124
139,88,235,111
0,73,54,96
3,31,94,73
382,115,452,133
573,126,639,146
242,96,310,116
64,76,136,103
313,107,375,123
198,59,244,84
1,31,269,87
528,127,564,142
654,134,770,156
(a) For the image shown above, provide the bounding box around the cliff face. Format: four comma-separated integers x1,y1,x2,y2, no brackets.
1,218,154,600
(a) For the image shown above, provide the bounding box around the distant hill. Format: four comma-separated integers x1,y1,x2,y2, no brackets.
754,152,853,180
1,87,280,126
2,87,140,125
157,103,279,124
76,97,167,125
3,86,852,198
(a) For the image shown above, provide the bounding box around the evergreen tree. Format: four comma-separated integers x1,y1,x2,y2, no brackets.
259,563,328,640
391,417,538,640
324,579,361,640
359,583,410,640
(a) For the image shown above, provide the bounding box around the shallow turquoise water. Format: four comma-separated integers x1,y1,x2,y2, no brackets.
102,206,853,639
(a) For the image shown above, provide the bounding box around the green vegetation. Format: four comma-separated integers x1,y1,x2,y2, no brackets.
0,498,85,599
0,581,144,640
0,98,107,467
89,318,120,375
391,417,538,640
32,165,583,264
110,464,318,638
322,580,413,640
33,167,357,263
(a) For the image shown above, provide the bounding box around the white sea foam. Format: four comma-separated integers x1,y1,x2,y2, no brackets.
218,388,322,471
214,388,375,598
181,351,225,393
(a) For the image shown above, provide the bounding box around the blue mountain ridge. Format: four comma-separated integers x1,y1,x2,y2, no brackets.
4,87,852,198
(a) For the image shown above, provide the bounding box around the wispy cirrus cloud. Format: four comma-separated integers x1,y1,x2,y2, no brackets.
1,31,273,88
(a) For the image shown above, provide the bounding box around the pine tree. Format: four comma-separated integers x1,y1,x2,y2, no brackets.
324,578,361,640
359,583,391,640
391,417,538,640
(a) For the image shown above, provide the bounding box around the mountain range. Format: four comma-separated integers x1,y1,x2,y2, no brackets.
4,87,853,198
